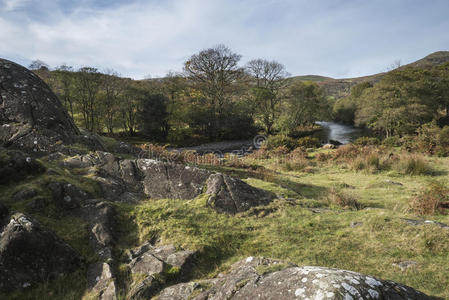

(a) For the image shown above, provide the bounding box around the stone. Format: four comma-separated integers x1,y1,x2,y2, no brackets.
392,260,418,271
322,143,335,149
0,58,79,153
0,213,83,292
401,218,449,229
12,186,38,201
350,221,363,228
47,181,89,209
170,257,434,300
87,262,117,300
137,159,210,200
206,173,275,214
0,149,46,184
126,243,197,299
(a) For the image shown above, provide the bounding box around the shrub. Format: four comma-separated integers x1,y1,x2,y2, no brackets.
409,182,449,215
354,137,380,146
264,135,297,151
382,136,401,147
296,136,321,149
326,188,362,210
394,154,432,175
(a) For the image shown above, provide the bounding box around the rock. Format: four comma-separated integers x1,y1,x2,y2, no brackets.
12,186,38,201
47,181,90,209
126,242,196,299
0,213,83,292
206,174,276,214
0,202,9,225
401,218,449,229
172,257,434,300
82,202,116,261
157,281,217,300
329,139,343,146
0,58,79,153
392,260,418,271
322,143,335,149
137,159,209,200
385,179,403,186
87,262,117,300
0,149,46,184
350,221,363,228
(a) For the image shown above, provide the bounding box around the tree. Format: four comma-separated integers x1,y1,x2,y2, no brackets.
246,59,289,134
138,93,169,140
355,68,438,137
184,45,244,138
74,67,102,132
333,82,373,124
29,59,49,70
283,82,329,134
119,84,140,136
101,69,125,134
53,65,75,118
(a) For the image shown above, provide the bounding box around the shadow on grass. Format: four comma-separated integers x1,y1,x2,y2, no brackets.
201,164,328,200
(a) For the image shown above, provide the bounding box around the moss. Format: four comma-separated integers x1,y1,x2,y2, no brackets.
256,263,289,276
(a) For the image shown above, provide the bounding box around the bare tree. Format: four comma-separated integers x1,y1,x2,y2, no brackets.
101,69,124,134
184,45,244,134
74,67,102,132
246,59,290,134
29,59,49,70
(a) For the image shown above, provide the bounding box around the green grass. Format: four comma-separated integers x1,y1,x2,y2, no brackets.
113,149,449,298
2,146,449,298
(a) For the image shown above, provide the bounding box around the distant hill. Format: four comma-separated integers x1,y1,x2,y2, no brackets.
290,75,334,82
291,51,449,99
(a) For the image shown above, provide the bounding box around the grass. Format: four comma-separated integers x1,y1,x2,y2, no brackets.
1,145,449,298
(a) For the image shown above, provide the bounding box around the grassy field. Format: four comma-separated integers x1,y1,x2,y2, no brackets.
114,146,449,298
1,145,448,299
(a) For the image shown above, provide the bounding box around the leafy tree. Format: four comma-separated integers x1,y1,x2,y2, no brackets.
184,44,244,138
282,82,329,134
355,68,438,137
333,82,372,124
138,93,169,140
246,59,289,134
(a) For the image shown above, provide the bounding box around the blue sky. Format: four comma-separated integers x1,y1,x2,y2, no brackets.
1,0,448,79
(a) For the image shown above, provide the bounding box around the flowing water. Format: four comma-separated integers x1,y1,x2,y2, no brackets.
315,121,371,144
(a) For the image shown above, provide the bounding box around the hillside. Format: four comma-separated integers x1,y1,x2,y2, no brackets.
292,51,449,99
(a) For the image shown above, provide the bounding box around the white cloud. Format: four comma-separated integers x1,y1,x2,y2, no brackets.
0,0,448,79
1,0,29,11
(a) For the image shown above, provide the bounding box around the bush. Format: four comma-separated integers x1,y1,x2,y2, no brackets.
409,181,449,215
354,137,380,146
326,188,362,210
382,136,401,147
264,135,297,151
296,136,321,148
394,154,432,175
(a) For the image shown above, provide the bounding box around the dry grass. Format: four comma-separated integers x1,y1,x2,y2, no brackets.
409,181,449,215
326,188,363,210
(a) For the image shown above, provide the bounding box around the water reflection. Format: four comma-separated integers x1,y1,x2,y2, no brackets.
315,121,371,144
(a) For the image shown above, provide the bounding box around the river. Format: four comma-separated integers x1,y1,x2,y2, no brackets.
314,121,371,144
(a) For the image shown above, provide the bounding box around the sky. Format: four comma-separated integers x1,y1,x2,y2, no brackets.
0,0,448,79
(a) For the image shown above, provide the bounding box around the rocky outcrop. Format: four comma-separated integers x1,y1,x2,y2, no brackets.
206,173,274,214
0,149,46,184
0,213,83,292
125,242,196,299
156,257,434,299
60,152,276,214
0,59,79,152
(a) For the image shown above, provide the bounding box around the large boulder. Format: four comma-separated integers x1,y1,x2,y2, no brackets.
0,59,79,152
0,213,83,292
206,173,275,214
157,257,434,300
